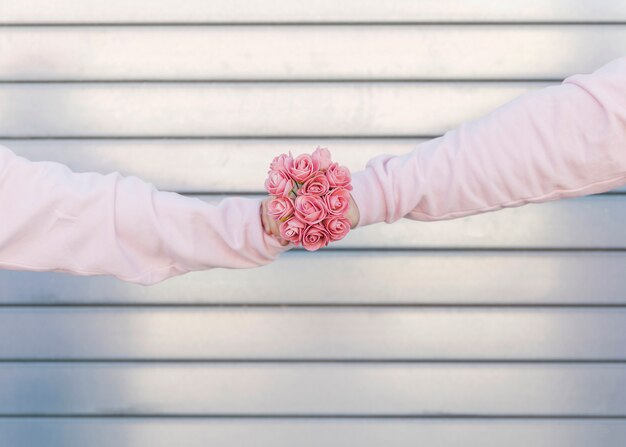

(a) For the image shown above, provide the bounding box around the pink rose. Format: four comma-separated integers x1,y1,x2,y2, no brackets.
268,153,293,173
301,223,331,251
299,173,330,196
312,146,333,171
267,196,295,222
323,187,350,216
264,169,295,198
279,216,306,245
322,215,351,241
285,153,320,183
294,195,328,225
325,162,352,190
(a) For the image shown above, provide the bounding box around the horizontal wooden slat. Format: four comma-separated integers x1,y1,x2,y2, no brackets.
1,308,625,360
2,419,626,447
5,139,626,194
1,0,625,24
0,139,414,193
1,364,625,415
227,194,626,249
0,82,546,137
1,26,625,80
1,250,625,304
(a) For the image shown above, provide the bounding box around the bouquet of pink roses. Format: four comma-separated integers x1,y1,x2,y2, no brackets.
264,146,353,251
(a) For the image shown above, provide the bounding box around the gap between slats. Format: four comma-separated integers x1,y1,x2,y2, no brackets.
3,0,626,24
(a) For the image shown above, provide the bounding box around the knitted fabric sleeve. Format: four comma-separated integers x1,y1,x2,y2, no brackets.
0,144,292,285
349,55,626,228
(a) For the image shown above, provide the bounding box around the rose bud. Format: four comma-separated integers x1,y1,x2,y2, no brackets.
312,146,333,171
267,196,295,222
285,152,321,183
301,223,331,251
325,162,352,190
299,173,330,196
264,169,295,198
279,216,307,245
323,187,350,216
322,215,351,241
294,194,328,225
268,153,293,173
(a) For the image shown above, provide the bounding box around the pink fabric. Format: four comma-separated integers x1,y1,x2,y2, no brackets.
2,55,626,286
350,55,626,227
0,144,291,285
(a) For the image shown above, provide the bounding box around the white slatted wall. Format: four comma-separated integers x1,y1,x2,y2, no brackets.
1,2,626,446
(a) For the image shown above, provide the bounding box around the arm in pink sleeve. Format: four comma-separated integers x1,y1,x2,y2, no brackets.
349,55,626,228
0,144,292,285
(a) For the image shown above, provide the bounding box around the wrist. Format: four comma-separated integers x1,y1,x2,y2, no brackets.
347,192,360,229
348,167,388,228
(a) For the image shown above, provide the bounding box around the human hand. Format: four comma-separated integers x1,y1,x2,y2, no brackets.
260,197,290,246
345,192,360,230
260,193,360,245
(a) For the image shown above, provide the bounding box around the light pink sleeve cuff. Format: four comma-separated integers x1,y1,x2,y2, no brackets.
348,147,427,228
349,158,393,228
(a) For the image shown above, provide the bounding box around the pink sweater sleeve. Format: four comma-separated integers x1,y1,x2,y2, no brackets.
349,55,626,228
0,144,292,285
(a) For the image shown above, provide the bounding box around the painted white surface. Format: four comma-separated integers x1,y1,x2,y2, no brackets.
1,3,624,445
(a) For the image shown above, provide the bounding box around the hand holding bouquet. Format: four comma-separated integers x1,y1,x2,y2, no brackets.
261,147,357,251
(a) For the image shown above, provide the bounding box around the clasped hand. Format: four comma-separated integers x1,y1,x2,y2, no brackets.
261,193,360,246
